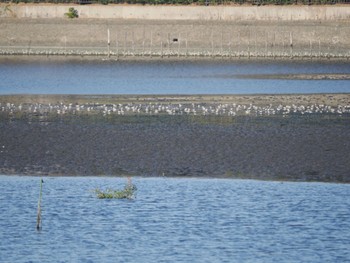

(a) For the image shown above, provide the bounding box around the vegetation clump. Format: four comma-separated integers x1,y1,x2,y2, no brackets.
65,7,79,19
95,178,137,199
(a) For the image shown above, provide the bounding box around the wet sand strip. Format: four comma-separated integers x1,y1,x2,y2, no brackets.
235,74,350,80
1,93,350,107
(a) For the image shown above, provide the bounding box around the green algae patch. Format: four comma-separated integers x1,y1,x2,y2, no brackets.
95,178,137,199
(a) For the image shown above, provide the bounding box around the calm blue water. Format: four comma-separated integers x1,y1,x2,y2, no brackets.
1,59,350,94
0,176,349,263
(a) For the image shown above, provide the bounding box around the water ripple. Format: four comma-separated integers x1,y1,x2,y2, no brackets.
0,176,349,262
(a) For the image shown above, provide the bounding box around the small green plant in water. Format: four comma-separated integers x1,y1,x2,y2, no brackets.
95,177,137,199
65,7,78,19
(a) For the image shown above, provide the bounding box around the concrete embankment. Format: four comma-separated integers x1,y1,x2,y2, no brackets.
0,4,350,58
1,4,350,21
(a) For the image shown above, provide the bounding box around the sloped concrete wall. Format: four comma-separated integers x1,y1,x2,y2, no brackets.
1,4,350,21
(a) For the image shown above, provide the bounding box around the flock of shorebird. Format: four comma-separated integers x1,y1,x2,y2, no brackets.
1,48,348,59
1,102,349,117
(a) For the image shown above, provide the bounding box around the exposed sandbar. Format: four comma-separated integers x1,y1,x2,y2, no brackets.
0,94,349,183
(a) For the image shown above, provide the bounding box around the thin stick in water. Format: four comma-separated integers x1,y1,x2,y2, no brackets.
36,178,44,231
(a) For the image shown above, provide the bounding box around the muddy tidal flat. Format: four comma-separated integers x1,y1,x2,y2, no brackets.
1,94,349,183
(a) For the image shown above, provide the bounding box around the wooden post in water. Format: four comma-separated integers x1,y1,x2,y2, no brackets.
178,33,181,57
229,32,232,58
318,38,321,58
211,29,214,57
107,28,110,58
282,32,285,56
124,31,127,57
238,32,241,58
36,179,44,231
273,32,276,59
132,31,135,56
64,36,67,56
248,30,251,59
309,39,312,58
116,32,119,59
186,32,188,57
221,30,223,57
290,32,293,58
167,33,170,57
265,31,268,57
150,31,153,58
254,30,257,57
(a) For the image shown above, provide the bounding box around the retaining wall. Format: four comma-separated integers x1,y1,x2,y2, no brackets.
1,4,350,21
1,5,350,58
